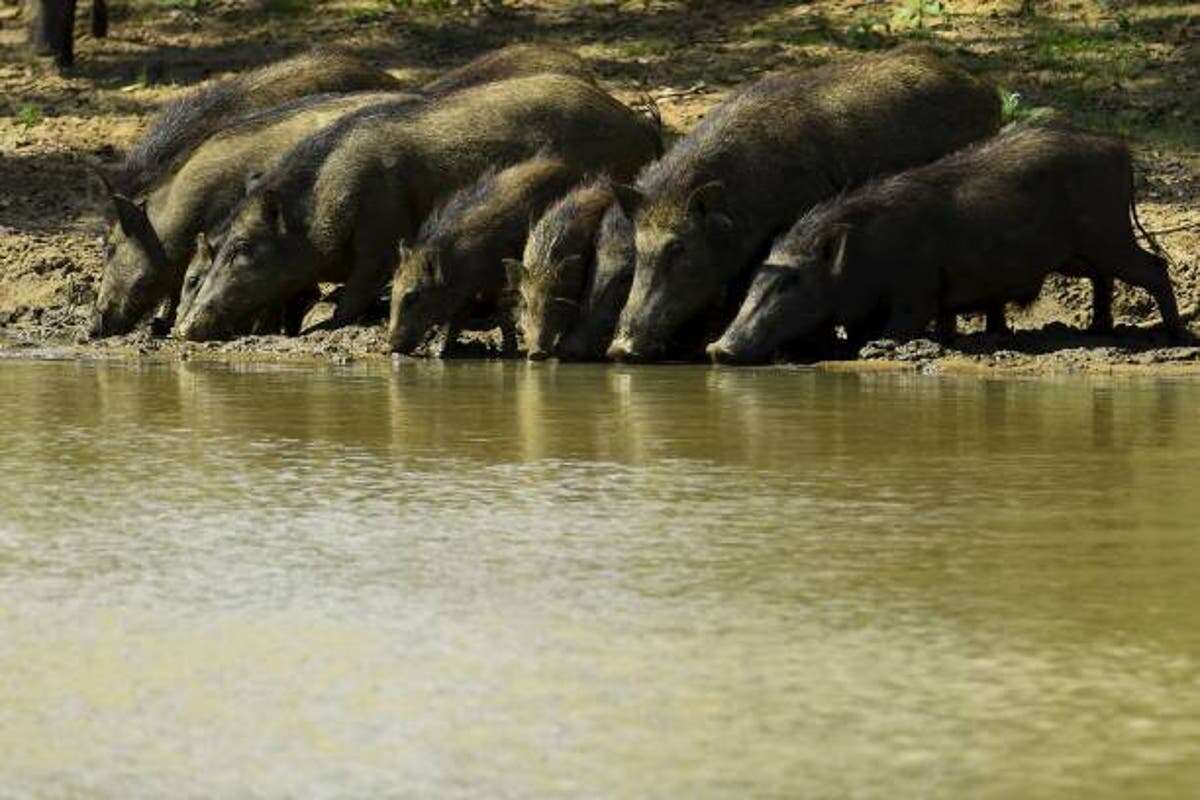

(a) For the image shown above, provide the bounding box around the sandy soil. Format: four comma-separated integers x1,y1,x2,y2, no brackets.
1,0,1198,373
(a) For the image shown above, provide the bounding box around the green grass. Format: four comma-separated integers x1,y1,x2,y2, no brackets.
1028,21,1149,80
16,104,43,129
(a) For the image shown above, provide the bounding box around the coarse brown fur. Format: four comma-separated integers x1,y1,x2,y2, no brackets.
389,154,586,355
110,48,404,198
513,177,618,359
710,128,1188,365
92,91,419,338
608,47,1002,362
421,44,595,96
180,73,661,341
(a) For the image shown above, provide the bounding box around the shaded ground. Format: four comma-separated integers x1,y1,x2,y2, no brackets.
1,0,1198,373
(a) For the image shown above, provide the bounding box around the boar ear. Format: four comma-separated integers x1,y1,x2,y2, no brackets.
195,231,214,261
502,258,524,290
688,181,733,236
244,171,264,196
84,158,118,201
686,181,725,216
261,189,286,235
112,193,150,239
612,184,645,219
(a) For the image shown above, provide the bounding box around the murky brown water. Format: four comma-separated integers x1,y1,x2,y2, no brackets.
2,358,1199,797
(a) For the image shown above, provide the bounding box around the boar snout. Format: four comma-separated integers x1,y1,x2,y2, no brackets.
605,335,638,363
705,339,762,365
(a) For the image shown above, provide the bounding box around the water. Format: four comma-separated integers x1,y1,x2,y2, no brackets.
1,359,1199,798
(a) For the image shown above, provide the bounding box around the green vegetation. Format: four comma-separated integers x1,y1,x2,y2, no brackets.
16,104,43,129
890,0,944,32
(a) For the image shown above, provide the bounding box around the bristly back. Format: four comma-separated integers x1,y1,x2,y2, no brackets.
524,175,613,274
417,166,503,243
239,98,423,226
632,65,834,203
109,47,399,198
783,126,1096,249
110,79,243,197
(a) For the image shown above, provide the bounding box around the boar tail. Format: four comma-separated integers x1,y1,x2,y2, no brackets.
1127,160,1165,257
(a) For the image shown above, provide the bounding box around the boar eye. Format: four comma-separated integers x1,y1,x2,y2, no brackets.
662,240,684,262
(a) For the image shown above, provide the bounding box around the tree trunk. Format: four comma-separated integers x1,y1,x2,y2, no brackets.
29,0,78,68
91,0,107,38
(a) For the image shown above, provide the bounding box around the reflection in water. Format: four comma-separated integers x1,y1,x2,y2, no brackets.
2,360,1200,797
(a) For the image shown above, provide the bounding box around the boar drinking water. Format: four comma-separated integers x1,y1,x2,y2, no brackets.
513,177,619,360
91,91,419,338
178,74,660,341
389,154,585,356
707,128,1188,365
606,48,1002,362
93,44,604,338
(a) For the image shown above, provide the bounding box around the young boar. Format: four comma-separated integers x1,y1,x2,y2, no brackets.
606,48,1002,363
91,91,419,338
707,128,1188,365
178,232,315,336
110,48,405,198
512,176,617,360
389,155,585,356
178,74,661,342
421,44,594,96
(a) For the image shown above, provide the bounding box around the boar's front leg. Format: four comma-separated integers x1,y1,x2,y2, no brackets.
333,218,409,329
1090,275,1114,335
985,304,1010,336
497,313,519,359
884,281,940,341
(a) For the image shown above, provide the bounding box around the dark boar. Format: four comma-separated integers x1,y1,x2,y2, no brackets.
178,74,660,342
389,154,584,356
178,232,314,336
554,203,640,361
91,91,419,338
512,177,617,360
707,128,1187,365
110,48,405,198
606,48,1002,362
421,44,594,96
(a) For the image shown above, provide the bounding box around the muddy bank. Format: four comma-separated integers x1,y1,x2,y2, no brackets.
4,314,1200,376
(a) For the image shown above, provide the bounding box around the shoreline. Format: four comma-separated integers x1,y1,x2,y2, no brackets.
5,325,1200,378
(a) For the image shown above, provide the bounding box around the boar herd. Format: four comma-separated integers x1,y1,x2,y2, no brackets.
90,44,1189,365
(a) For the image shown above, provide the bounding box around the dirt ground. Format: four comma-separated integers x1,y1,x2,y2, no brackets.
1,0,1197,373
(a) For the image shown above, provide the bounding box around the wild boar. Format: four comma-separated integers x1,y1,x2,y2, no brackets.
511,176,617,360
606,48,1002,362
389,154,585,356
91,91,420,338
177,73,661,342
421,44,594,96
707,128,1188,365
178,232,314,336
110,48,405,198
